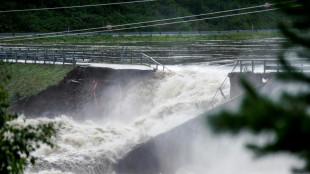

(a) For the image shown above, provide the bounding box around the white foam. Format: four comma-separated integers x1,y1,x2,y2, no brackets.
24,63,302,174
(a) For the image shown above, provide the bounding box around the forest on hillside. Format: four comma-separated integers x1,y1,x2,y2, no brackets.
0,0,284,33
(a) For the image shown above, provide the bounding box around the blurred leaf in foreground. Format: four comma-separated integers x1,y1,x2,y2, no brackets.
208,0,310,173
0,61,57,174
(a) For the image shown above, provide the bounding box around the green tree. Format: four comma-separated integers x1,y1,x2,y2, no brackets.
0,0,282,32
0,61,57,174
208,0,310,173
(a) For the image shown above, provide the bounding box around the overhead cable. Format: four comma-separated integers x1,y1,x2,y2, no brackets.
1,7,281,42
0,2,282,40
0,0,156,13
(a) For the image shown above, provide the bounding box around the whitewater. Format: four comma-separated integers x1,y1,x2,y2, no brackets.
22,63,302,174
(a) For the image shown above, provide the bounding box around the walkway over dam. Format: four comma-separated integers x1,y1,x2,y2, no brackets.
5,51,306,173
226,58,310,98
2,47,309,103
0,47,171,71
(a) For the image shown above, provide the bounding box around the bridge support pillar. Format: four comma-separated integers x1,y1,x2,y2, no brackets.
229,72,263,98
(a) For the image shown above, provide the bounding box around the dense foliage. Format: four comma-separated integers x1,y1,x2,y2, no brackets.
208,0,310,173
0,0,281,32
0,61,57,174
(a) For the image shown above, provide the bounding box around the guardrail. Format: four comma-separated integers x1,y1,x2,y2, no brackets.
209,61,239,108
140,53,173,72
208,58,310,108
236,58,310,73
0,47,172,71
0,48,122,65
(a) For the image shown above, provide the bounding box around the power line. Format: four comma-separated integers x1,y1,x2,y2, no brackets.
0,0,156,13
1,7,281,42
98,8,280,33
0,1,295,40
0,2,280,40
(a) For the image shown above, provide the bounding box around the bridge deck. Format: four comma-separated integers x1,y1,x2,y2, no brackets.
0,47,166,71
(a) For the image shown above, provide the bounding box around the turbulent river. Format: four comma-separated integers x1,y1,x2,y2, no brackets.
23,64,230,174
3,38,303,174
22,63,301,174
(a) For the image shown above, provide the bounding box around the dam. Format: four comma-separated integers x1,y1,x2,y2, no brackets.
5,38,304,174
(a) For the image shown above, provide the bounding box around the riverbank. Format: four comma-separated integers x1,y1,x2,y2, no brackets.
3,31,282,44
8,65,155,117
4,63,74,104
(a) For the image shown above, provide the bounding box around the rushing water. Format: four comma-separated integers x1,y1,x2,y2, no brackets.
22,63,230,174
5,38,302,173
19,62,303,174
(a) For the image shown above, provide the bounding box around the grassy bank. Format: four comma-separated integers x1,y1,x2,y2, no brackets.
6,31,283,44
5,63,74,104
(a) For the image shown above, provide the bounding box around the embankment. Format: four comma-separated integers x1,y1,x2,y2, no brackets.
10,66,154,118
5,63,74,104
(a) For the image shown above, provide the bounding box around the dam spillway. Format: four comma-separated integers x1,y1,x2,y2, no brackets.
5,38,303,174
11,62,302,174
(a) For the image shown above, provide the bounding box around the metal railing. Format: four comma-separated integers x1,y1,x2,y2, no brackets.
140,53,173,72
209,61,239,108
208,58,310,108
236,58,310,73
0,47,174,72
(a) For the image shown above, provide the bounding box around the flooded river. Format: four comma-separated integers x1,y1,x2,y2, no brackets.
3,38,303,174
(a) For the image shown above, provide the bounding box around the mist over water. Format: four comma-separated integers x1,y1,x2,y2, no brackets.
22,62,304,174
7,38,301,174
23,63,229,174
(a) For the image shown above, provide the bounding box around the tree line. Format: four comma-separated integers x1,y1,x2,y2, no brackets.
0,0,283,33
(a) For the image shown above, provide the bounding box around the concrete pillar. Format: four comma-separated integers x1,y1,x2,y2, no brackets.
229,72,263,98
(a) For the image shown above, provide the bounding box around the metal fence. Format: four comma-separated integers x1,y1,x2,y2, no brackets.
236,58,310,73
0,47,171,71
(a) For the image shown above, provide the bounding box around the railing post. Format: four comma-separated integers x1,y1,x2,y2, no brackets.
6,51,8,62
15,51,17,63
34,53,37,64
43,52,46,64
24,50,27,64
264,59,266,74
277,61,279,73
140,54,142,64
251,60,254,72
27,49,30,63
53,53,55,64
130,53,133,64
24,51,27,63
9,48,12,62
219,87,227,100
73,54,76,66
63,53,65,65
121,46,125,64
240,60,243,72
92,51,94,63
